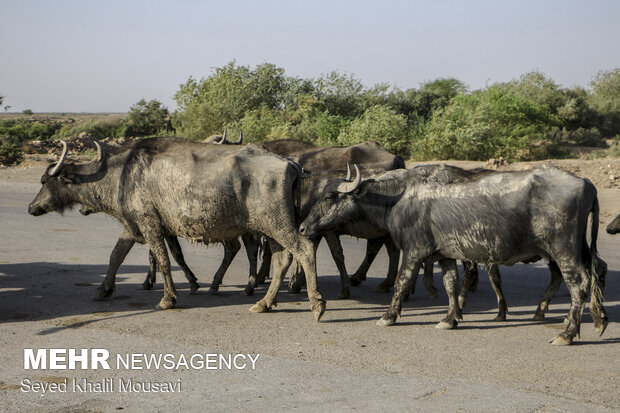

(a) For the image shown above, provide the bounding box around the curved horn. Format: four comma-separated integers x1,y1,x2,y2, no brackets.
237,131,243,145
218,130,227,144
345,163,352,181
93,141,103,162
49,140,68,176
337,164,362,194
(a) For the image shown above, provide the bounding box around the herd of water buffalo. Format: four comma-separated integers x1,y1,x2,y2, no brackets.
27,133,620,345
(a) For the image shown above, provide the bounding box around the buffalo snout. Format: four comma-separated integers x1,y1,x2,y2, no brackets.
28,203,46,216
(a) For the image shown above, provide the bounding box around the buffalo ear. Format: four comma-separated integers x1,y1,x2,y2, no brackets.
59,173,80,184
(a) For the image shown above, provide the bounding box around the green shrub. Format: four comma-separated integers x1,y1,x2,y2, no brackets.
52,120,125,140
414,87,558,161
0,135,24,165
126,99,171,137
337,105,411,156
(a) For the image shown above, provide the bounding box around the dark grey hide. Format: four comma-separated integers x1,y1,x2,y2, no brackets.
409,165,568,322
262,139,406,296
28,137,326,320
300,164,607,344
607,213,620,234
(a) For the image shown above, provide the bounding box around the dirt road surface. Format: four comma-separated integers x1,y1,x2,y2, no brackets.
1,160,619,412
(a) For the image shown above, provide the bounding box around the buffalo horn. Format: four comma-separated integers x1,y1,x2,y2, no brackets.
237,131,243,144
93,141,103,162
345,163,352,181
337,164,362,194
49,140,68,176
218,130,227,144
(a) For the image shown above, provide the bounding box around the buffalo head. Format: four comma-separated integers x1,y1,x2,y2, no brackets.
299,164,368,238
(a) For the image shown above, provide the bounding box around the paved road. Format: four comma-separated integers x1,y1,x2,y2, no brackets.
0,167,619,412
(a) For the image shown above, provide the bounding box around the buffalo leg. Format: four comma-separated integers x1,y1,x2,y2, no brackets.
458,261,478,308
94,227,135,300
488,264,508,321
242,233,260,296
548,260,590,345
422,258,438,300
325,233,351,299
351,238,384,286
141,229,177,310
142,250,157,290
376,253,423,326
375,237,400,293
590,254,608,337
250,240,294,312
436,259,462,329
166,235,199,294
533,261,563,321
209,238,241,294
256,238,271,284
252,201,325,321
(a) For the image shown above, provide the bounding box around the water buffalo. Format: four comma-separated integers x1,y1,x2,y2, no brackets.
77,139,264,297
28,137,326,320
300,164,607,344
607,213,620,234
262,139,406,293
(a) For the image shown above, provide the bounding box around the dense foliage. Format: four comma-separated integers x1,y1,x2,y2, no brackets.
1,64,618,164
172,63,619,160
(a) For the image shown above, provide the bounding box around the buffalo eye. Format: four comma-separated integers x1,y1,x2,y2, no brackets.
325,192,337,201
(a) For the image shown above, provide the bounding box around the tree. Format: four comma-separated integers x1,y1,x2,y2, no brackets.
172,61,290,140
337,105,410,155
589,68,620,137
126,99,171,137
416,86,558,161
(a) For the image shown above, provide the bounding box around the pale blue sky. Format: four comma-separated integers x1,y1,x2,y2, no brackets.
1,0,618,112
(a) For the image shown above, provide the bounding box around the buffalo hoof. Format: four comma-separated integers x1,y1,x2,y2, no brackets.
435,319,458,330
289,285,302,294
312,300,326,322
376,314,396,326
373,282,392,294
155,297,176,310
349,274,365,287
549,334,572,345
189,283,200,295
93,286,113,301
249,301,273,313
242,286,255,296
493,313,507,322
337,289,350,299
208,286,219,295
141,279,155,290
595,318,608,337
429,291,438,301
532,311,545,322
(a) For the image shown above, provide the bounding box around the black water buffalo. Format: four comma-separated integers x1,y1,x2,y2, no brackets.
262,139,406,293
28,137,326,320
77,139,264,297
300,164,607,344
607,213,620,234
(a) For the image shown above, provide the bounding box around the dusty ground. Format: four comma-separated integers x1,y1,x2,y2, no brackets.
0,157,619,412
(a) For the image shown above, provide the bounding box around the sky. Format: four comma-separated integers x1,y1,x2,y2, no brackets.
1,0,619,113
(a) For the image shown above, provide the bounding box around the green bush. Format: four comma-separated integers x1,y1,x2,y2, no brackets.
126,99,171,137
337,105,411,156
52,120,125,140
0,135,24,165
414,87,557,161
0,119,62,142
